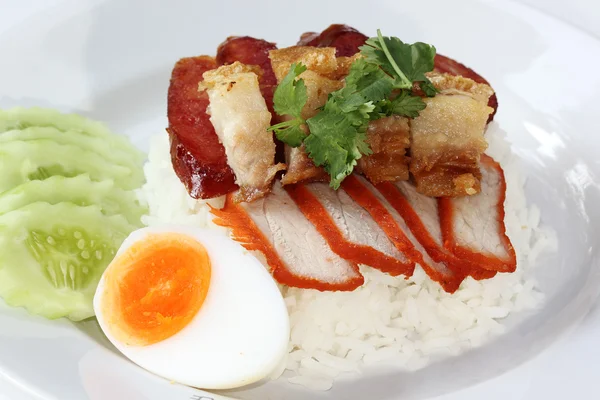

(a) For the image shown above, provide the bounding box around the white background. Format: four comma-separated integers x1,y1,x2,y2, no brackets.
0,0,598,399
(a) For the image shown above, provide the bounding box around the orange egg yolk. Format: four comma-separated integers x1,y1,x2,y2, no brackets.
101,232,211,346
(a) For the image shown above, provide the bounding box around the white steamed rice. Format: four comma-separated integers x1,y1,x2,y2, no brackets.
138,129,556,391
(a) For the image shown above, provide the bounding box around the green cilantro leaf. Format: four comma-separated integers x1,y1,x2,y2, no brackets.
268,63,309,147
268,119,306,147
323,86,375,128
324,86,367,114
345,58,394,102
387,90,427,118
305,111,372,189
272,63,308,118
420,81,438,97
360,30,437,90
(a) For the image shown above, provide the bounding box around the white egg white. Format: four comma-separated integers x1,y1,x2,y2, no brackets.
93,225,290,390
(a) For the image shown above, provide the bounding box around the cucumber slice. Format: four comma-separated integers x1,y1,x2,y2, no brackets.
0,175,146,226
0,140,144,192
0,202,135,321
0,127,142,172
0,107,144,165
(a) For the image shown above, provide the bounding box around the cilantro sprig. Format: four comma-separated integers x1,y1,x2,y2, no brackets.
268,29,438,189
269,63,308,147
361,30,437,95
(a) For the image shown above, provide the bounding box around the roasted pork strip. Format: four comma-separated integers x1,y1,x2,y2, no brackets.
286,182,414,276
409,73,494,197
438,155,516,272
201,62,285,202
375,181,496,280
211,181,364,291
341,175,465,292
167,56,237,199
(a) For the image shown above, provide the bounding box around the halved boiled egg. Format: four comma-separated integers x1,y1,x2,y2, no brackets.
93,226,290,390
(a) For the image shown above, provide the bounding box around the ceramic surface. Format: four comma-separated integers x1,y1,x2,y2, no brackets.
0,0,599,399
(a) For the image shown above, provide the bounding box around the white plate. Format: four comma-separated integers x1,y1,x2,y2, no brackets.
1,0,600,399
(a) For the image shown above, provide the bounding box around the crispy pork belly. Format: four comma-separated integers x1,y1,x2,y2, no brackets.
271,46,339,82
282,145,328,185
331,54,360,79
286,183,414,276
357,116,411,184
428,72,495,103
376,180,496,280
438,155,517,272
211,181,364,291
434,54,498,123
341,175,466,292
201,62,285,202
270,47,348,185
409,73,494,197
